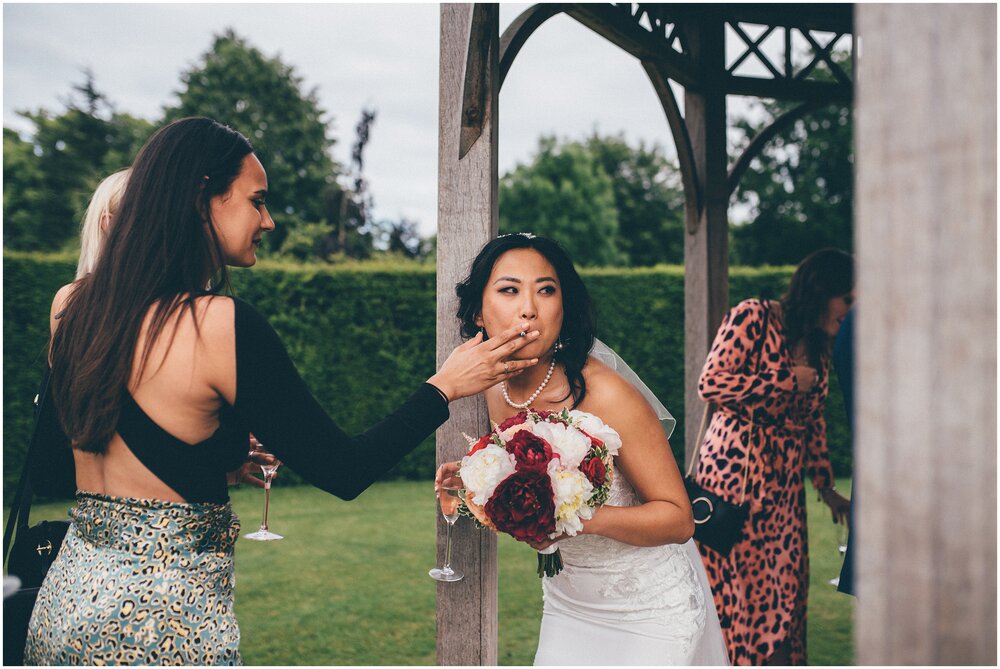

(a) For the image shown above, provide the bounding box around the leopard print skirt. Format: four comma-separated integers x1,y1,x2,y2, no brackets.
25,492,242,665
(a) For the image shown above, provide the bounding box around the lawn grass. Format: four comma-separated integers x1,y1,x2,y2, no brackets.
11,478,853,665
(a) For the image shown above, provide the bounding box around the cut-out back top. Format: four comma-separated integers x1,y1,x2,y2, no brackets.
34,297,449,504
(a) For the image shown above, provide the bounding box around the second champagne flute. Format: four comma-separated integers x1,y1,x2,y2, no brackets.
244,442,283,541
429,481,464,582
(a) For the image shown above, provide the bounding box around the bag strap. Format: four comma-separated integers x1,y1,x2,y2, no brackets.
3,365,52,566
686,301,771,506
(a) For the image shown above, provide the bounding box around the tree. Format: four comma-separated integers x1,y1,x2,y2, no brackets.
729,54,854,265
584,134,685,265
499,134,685,267
163,30,340,253
3,72,153,251
371,217,430,259
500,136,623,267
280,108,383,262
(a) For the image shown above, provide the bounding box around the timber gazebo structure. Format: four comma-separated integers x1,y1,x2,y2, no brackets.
434,3,996,666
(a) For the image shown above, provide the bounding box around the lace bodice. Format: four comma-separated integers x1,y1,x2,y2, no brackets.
541,462,707,654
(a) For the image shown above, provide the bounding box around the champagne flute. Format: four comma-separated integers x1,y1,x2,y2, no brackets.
828,522,849,586
429,480,464,582
244,441,283,541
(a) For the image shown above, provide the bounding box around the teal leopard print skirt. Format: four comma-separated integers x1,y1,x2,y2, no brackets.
25,492,242,665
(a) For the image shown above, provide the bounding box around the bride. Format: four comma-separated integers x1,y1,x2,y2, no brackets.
440,234,729,666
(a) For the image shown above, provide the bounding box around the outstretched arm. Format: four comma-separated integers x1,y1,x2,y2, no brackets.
221,298,539,500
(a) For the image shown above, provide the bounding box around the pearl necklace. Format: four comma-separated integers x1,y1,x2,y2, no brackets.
501,358,556,409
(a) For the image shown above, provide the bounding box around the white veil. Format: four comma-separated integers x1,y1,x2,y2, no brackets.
589,339,730,666
589,338,677,440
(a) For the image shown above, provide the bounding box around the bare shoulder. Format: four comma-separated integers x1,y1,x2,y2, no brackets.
51,282,77,318
581,356,658,423
50,282,79,335
190,294,235,331
149,294,235,354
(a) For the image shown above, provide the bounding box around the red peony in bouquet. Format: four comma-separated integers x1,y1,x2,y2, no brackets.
458,408,622,577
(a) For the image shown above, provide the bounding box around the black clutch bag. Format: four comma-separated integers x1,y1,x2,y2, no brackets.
684,471,750,555
684,303,769,556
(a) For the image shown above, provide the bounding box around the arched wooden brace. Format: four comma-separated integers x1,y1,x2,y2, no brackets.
726,100,824,196
641,60,704,233
499,3,566,89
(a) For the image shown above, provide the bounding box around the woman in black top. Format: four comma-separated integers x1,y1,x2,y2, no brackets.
26,117,540,665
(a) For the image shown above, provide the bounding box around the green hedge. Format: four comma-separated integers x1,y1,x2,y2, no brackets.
3,252,850,501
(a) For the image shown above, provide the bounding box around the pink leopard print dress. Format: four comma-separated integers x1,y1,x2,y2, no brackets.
693,299,834,666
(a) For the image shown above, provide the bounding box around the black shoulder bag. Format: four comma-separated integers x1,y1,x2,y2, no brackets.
684,303,770,556
3,366,71,666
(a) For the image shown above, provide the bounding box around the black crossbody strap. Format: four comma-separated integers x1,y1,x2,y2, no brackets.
3,365,52,566
686,301,771,494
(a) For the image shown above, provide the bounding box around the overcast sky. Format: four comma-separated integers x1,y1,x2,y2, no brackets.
3,3,762,237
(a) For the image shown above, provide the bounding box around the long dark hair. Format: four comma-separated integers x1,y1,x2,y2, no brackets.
51,117,254,453
780,248,854,368
456,234,596,408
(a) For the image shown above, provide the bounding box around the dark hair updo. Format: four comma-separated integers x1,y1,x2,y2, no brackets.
780,247,855,368
456,234,596,408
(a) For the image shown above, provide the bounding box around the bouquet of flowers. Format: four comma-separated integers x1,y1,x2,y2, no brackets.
457,408,622,577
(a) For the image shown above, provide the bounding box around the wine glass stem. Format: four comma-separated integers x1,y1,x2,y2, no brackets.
443,521,454,571
260,477,272,530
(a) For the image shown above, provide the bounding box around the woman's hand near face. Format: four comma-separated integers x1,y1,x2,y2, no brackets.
427,322,540,401
792,364,819,393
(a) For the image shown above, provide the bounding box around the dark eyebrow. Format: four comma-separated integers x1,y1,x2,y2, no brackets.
492,276,558,285
252,189,268,198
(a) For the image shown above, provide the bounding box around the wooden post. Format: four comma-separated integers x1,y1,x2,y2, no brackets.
436,4,499,665
854,5,997,664
682,16,729,460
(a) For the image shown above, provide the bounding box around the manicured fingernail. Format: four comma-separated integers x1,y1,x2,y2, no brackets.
530,330,540,338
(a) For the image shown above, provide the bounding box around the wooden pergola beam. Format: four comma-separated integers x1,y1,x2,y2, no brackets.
564,3,700,89
681,13,730,462
436,4,499,665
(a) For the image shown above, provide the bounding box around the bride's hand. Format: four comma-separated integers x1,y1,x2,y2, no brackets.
434,461,462,494
526,533,568,552
427,322,541,401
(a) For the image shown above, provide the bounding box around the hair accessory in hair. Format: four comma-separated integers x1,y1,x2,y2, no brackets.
499,232,536,239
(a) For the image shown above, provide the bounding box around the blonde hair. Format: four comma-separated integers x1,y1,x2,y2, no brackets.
75,169,130,279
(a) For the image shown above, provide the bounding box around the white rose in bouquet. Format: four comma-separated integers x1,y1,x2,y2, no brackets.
568,409,623,455
461,444,517,506
533,420,591,469
548,461,595,537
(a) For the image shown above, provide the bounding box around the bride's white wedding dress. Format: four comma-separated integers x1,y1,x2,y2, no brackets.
532,341,729,666
533,462,729,666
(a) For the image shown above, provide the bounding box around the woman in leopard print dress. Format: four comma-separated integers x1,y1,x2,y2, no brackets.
692,249,854,665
